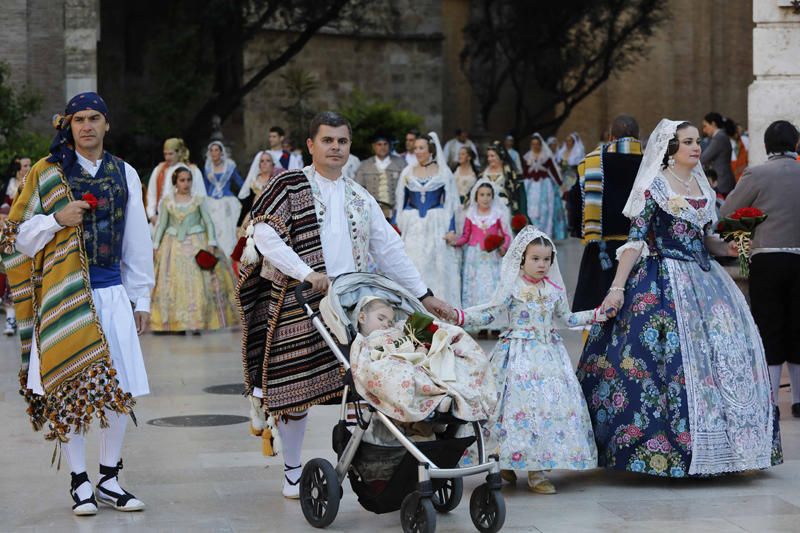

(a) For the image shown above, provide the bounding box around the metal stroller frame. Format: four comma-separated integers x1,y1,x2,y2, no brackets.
295,276,506,533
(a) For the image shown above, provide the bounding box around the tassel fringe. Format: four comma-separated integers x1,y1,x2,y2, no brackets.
240,223,259,265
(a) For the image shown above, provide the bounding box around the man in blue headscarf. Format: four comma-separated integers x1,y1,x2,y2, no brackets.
4,92,153,515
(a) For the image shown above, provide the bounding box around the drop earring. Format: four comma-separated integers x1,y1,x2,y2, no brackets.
668,156,676,168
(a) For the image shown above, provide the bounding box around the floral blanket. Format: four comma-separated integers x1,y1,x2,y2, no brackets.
350,321,497,422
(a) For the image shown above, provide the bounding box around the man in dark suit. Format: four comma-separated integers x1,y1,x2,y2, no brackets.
700,112,735,195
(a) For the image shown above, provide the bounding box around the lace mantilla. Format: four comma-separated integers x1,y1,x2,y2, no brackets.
649,175,712,231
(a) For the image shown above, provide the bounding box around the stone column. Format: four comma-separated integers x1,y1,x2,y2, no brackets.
749,1,800,163
64,0,99,98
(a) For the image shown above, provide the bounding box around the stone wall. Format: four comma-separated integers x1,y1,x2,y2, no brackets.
748,0,800,164
556,0,753,149
1,0,68,136
241,0,444,163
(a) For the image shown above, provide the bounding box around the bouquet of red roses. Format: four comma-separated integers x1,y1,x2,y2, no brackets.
483,234,504,253
716,206,767,277
511,213,528,233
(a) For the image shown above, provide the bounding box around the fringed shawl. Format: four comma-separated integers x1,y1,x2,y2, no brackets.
0,157,135,444
236,170,343,416
578,138,642,244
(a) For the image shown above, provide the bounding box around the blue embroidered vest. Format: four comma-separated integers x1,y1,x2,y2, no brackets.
66,152,128,287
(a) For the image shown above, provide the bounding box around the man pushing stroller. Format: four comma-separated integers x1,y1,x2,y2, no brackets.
237,111,452,499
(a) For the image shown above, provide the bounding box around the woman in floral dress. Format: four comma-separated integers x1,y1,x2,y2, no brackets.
577,119,781,477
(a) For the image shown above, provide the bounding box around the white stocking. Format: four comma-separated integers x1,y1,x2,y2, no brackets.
5,304,15,320
64,432,92,500
788,363,800,404
768,365,783,405
278,411,308,483
97,410,129,494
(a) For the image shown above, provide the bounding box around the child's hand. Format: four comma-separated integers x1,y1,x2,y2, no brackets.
444,232,457,246
593,307,608,323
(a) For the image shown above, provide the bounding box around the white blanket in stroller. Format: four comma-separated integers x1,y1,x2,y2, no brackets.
350,321,497,422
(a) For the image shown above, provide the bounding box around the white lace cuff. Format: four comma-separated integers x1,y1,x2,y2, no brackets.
615,240,649,261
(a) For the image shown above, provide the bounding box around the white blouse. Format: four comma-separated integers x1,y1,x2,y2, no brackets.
253,169,428,297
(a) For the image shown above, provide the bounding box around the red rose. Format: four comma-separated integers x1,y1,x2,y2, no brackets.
483,234,504,252
511,214,528,232
730,207,763,220
81,193,99,210
195,249,218,270
391,223,402,235
425,323,439,335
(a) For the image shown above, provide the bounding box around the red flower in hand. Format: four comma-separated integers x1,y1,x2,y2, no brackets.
483,234,504,252
730,207,763,220
81,193,99,210
511,214,528,232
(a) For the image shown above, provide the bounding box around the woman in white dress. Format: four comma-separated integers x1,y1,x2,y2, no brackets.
203,141,243,257
395,132,462,306
523,133,567,239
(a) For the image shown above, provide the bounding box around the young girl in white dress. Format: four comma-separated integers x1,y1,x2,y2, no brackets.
451,226,605,493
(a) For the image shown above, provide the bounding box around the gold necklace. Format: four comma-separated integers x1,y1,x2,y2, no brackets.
667,167,694,193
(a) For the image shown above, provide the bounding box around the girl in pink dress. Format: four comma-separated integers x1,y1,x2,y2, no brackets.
447,178,511,311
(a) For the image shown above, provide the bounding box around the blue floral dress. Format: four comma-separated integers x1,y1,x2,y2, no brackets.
576,176,781,477
462,277,598,471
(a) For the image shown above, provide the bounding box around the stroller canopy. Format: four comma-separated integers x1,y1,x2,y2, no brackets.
319,273,430,345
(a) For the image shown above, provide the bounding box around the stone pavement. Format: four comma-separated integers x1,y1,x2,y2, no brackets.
1,239,798,532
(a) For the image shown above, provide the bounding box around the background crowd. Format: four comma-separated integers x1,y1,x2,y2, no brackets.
0,109,775,339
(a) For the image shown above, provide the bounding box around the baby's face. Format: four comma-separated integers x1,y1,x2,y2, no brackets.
359,303,396,335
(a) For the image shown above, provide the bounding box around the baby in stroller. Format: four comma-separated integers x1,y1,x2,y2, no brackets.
350,295,497,426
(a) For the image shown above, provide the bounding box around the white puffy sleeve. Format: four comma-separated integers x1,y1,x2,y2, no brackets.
121,163,155,312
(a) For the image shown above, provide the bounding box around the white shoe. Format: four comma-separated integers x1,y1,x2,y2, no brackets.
70,472,98,516
4,317,16,336
282,464,301,499
96,460,145,512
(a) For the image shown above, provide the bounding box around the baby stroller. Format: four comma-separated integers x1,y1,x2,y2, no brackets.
295,273,505,533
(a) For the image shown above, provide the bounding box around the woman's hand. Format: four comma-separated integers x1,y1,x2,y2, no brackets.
726,240,739,257
600,290,624,319
444,232,458,246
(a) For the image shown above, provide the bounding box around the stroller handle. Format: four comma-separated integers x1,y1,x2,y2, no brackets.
295,281,313,307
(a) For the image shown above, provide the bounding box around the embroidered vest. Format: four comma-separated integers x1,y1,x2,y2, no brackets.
305,168,371,273
66,152,128,267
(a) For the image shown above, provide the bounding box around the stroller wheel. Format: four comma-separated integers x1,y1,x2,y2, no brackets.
299,458,341,528
469,483,505,533
432,477,463,513
400,491,437,533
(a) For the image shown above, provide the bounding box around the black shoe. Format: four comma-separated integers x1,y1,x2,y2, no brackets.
792,403,800,418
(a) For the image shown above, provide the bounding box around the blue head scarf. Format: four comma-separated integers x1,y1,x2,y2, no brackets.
47,92,110,176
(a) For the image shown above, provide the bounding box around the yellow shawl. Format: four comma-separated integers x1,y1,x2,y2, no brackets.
0,157,135,444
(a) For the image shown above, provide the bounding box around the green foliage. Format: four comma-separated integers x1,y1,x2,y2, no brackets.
0,62,50,166
337,91,423,159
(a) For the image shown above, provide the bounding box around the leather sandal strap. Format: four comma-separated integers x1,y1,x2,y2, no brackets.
97,484,136,507
284,463,301,486
69,472,96,509
98,460,123,487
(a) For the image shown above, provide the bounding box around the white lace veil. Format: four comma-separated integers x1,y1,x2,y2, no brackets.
464,177,511,227
488,225,564,307
558,133,585,166
240,150,276,200
623,119,716,223
522,133,562,181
